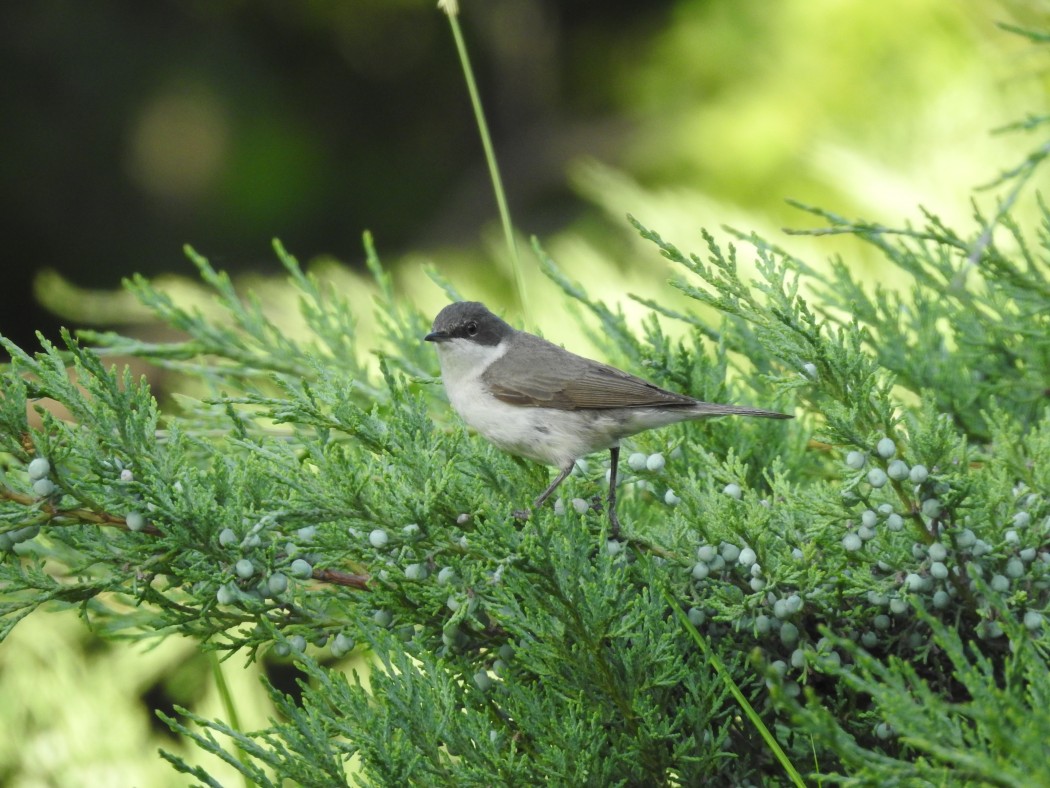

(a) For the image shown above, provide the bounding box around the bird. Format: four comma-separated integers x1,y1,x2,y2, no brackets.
424,301,791,534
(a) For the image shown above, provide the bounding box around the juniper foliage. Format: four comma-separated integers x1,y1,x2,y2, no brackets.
2,153,1050,785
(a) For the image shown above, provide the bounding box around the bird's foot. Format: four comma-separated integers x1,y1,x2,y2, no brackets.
512,508,532,522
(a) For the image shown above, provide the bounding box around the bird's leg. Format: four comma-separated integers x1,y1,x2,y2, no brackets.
514,462,575,520
533,463,575,508
607,446,622,539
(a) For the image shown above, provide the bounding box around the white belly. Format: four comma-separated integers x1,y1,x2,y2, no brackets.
435,340,697,468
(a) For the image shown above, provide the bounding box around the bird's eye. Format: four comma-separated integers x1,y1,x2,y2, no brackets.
466,321,479,336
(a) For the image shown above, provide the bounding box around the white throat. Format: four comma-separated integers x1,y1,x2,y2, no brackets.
434,336,508,390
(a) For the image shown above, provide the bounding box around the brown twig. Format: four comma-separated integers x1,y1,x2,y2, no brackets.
1,485,372,591
312,567,370,590
0,485,162,535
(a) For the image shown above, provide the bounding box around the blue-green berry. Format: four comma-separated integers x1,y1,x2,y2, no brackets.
845,451,866,470
272,642,291,657
697,544,717,563
991,574,1010,593
289,635,307,652
267,572,288,595
930,562,948,580
921,498,942,518
32,478,56,497
887,460,910,481
861,631,878,648
1024,611,1043,631
235,559,255,579
750,577,767,592
405,563,428,580
571,498,589,514
331,634,355,656
904,573,925,592
889,598,908,615
876,437,896,459
126,511,146,532
873,614,891,630
821,651,842,668
721,543,741,562
861,509,878,528
437,566,455,585
979,621,1003,640
664,489,680,506
646,453,665,472
373,610,393,627
909,464,929,484
723,483,742,500
28,457,51,480
956,529,976,548
932,589,950,609
687,607,706,627
1005,558,1024,579
867,469,888,488
219,528,237,547
628,452,647,471
290,558,313,579
886,513,904,531
369,529,389,548
738,547,757,567
216,584,236,605
928,542,947,562
297,526,317,542
780,622,799,646
691,562,710,581
474,670,493,691
875,722,894,740
842,533,862,551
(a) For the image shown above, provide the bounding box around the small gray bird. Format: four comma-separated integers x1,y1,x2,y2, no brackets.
425,301,791,533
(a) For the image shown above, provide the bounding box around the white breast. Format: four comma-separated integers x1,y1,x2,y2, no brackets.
435,338,608,468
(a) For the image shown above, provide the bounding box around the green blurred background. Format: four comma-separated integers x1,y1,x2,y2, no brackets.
1,0,1047,784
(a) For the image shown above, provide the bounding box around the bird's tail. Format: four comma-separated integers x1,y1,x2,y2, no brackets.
690,402,792,419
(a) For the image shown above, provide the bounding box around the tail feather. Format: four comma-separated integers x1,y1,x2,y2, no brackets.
690,402,792,419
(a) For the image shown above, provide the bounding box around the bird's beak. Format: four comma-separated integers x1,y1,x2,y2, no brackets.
424,330,450,343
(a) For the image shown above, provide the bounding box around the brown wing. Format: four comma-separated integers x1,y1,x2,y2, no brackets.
482,332,697,410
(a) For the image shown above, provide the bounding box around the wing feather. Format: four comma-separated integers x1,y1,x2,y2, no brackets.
481,333,698,410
